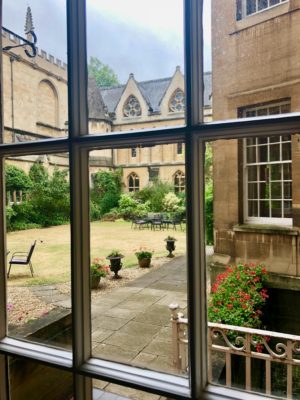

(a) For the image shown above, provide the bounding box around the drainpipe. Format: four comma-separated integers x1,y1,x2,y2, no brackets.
10,56,15,142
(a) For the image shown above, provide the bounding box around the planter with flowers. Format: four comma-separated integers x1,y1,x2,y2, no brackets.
106,249,124,279
164,235,177,258
90,258,110,289
135,247,154,268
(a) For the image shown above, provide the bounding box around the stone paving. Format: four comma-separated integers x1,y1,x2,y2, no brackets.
91,255,187,375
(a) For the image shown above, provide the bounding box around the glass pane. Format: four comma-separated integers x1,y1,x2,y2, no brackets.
5,154,72,349
248,200,258,217
271,201,282,218
248,166,257,182
2,1,68,143
9,356,73,400
257,146,268,163
89,144,188,377
271,164,281,181
247,146,256,163
207,133,299,398
248,183,257,199
205,0,292,123
271,182,281,199
282,143,292,161
86,0,185,134
283,163,292,180
269,144,280,162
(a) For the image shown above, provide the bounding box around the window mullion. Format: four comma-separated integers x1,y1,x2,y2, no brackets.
67,0,91,398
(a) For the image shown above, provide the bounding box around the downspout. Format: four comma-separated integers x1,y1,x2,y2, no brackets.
9,56,15,142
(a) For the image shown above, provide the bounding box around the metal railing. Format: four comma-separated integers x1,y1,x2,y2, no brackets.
170,305,300,398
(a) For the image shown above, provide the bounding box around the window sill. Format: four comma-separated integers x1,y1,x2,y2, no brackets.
233,224,299,236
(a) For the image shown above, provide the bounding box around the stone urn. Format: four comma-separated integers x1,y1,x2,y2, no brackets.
90,275,101,290
165,237,177,258
106,255,124,278
138,258,151,268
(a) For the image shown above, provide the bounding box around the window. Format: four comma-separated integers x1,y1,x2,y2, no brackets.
242,101,292,224
2,1,300,400
174,170,185,193
177,142,183,155
169,88,185,112
128,172,139,192
123,95,141,117
236,0,288,20
131,147,137,157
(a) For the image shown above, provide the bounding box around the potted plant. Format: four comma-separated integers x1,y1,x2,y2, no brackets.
164,235,177,258
90,258,110,289
106,249,124,278
135,247,154,268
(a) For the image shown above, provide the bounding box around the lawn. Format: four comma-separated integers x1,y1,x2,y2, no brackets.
6,220,186,286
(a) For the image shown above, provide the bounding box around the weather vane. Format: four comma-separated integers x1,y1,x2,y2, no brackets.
3,6,37,58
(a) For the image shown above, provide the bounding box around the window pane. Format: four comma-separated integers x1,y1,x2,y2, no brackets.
208,133,300,398
206,0,292,123
2,1,68,143
86,0,186,134
5,154,72,350
89,145,188,377
9,356,73,400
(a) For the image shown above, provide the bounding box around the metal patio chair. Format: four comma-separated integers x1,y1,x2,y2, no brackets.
7,240,38,278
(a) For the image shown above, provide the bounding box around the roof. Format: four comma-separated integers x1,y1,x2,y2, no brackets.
98,71,212,116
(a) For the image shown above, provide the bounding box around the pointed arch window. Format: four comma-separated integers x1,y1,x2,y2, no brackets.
123,95,141,117
128,172,140,192
169,89,185,113
174,170,185,193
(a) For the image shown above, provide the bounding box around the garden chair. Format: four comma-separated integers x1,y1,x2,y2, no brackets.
7,240,39,278
131,217,150,229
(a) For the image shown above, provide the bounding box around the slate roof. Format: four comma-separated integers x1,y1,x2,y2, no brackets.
97,71,212,116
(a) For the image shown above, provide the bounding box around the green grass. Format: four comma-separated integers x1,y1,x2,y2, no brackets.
7,221,186,286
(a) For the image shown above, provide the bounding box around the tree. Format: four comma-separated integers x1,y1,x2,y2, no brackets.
5,164,32,192
88,56,119,87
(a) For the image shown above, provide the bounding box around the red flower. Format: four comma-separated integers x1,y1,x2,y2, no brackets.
255,344,264,353
227,303,233,309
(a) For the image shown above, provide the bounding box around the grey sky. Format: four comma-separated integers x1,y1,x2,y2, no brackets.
3,0,211,84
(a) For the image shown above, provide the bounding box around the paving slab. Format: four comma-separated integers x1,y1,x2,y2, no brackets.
93,343,138,363
93,316,130,331
104,332,152,352
120,321,161,337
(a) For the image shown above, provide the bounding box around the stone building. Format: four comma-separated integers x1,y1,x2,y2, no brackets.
211,0,300,285
2,8,212,197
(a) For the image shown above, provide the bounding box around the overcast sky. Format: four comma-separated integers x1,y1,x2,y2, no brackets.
3,0,211,84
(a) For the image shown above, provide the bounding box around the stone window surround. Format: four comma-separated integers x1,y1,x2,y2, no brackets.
174,170,185,193
128,172,139,192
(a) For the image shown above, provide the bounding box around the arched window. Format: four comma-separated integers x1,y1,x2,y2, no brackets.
174,170,185,193
169,89,185,113
128,172,140,192
123,95,141,117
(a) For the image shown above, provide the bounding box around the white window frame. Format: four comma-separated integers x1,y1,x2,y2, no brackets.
1,1,300,400
237,0,288,20
242,101,292,225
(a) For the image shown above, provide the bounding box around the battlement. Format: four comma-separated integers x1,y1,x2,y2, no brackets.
2,28,67,71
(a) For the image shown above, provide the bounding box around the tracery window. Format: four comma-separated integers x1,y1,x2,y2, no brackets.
174,170,185,193
169,88,185,113
123,95,141,117
128,172,139,192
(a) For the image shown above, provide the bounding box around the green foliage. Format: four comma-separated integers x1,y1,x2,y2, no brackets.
90,169,122,220
107,249,123,258
88,56,119,87
29,162,48,185
134,180,173,212
208,263,269,329
117,193,150,219
205,142,213,183
205,181,213,245
5,164,32,191
162,192,181,213
135,247,154,260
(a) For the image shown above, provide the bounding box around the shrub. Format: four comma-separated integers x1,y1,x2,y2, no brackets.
90,258,110,278
101,209,121,221
5,164,32,192
208,263,268,329
163,192,180,213
134,247,154,260
117,194,150,219
134,180,173,212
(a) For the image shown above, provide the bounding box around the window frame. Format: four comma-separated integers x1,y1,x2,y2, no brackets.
236,0,288,21
128,172,140,192
0,1,300,400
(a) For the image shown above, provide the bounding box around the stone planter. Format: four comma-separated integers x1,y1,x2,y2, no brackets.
138,257,151,268
90,275,101,289
107,256,124,278
165,239,176,258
